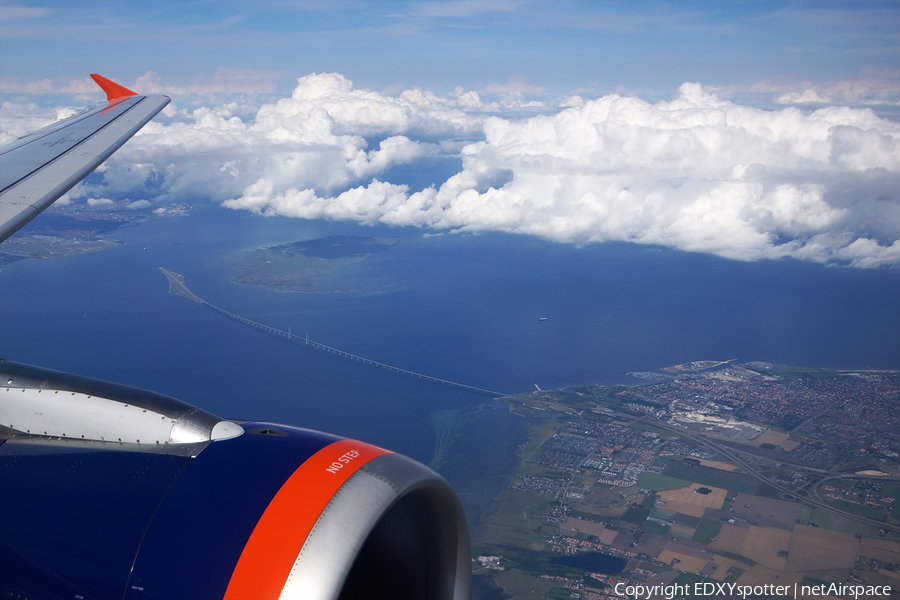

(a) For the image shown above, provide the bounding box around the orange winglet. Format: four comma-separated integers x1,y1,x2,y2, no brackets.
90,73,138,102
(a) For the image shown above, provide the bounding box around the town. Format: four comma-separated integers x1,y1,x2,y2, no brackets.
473,362,900,599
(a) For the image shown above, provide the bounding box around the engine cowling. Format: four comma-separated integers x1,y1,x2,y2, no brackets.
0,360,471,599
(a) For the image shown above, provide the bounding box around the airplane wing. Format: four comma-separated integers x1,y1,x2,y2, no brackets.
0,74,170,242
0,76,471,599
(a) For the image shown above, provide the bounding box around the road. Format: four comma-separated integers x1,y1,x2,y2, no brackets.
594,406,899,530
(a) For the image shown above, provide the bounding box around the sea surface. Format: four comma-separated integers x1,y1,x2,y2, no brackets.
2,205,899,487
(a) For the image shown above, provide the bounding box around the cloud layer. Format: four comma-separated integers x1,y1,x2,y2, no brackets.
4,73,899,268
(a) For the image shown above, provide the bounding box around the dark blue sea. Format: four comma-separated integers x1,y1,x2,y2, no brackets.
2,205,899,468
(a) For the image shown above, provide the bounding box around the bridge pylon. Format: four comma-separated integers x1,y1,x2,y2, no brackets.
161,267,506,397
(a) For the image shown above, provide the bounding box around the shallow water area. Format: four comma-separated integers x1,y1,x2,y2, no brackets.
2,204,898,470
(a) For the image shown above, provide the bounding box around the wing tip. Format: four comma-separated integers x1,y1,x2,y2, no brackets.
90,73,138,102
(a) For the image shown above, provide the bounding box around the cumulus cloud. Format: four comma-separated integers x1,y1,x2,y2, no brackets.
754,67,900,107
0,100,55,139
223,80,900,268
3,74,897,268
79,73,480,206
254,72,482,137
481,76,548,105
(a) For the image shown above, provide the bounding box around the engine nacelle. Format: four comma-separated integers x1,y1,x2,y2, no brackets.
0,360,471,599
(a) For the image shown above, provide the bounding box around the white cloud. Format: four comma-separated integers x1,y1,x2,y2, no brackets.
833,237,900,269
3,75,897,268
254,72,482,137
0,100,58,138
132,69,282,95
220,80,900,267
754,68,900,107
481,76,548,105
0,69,283,98
90,73,477,206
408,0,524,18
0,5,49,19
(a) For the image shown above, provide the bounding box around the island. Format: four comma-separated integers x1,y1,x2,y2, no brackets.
227,235,399,292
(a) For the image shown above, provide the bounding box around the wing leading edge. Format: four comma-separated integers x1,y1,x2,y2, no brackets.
0,76,169,242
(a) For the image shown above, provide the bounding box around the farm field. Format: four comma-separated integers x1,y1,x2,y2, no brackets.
470,364,900,599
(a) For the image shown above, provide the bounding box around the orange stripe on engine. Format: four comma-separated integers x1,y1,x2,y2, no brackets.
223,438,391,600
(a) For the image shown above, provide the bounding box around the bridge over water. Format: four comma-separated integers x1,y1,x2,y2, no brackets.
159,268,507,397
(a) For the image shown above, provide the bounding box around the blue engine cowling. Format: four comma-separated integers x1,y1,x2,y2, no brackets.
0,360,471,600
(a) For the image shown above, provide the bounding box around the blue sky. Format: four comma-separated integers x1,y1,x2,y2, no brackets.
1,0,898,99
1,1,898,268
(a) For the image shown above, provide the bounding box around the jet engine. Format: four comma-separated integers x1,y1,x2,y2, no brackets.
0,359,471,599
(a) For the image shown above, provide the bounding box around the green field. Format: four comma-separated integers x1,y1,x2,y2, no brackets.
639,472,692,492
661,460,760,494
875,481,900,513
621,506,651,525
645,520,670,535
692,518,723,544
805,507,867,534
493,569,557,599
755,482,788,499
743,363,843,379
570,508,609,521
477,490,557,549
715,550,756,567
650,507,677,520
829,499,889,522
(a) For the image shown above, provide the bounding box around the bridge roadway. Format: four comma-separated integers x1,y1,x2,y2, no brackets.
161,268,507,397
158,267,204,303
